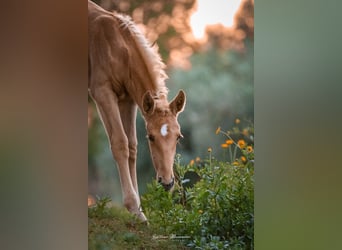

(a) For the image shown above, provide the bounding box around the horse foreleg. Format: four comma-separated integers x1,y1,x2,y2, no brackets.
118,99,147,220
119,99,139,195
90,85,146,221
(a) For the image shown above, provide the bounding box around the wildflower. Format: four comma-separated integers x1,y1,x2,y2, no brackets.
241,156,247,163
215,127,221,135
207,147,212,153
233,161,239,166
238,139,246,148
195,157,201,162
221,143,228,148
242,128,249,136
235,118,240,124
189,159,195,166
247,146,253,153
225,139,234,146
198,210,203,214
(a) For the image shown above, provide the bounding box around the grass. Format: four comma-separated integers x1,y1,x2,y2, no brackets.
88,197,189,250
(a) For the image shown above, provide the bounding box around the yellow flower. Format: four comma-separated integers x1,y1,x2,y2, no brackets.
195,157,201,162
221,143,229,148
241,156,247,163
225,139,234,146
215,127,221,135
235,118,240,124
247,146,253,153
238,139,246,148
198,210,203,214
242,128,249,136
233,161,239,166
189,159,195,166
207,147,212,152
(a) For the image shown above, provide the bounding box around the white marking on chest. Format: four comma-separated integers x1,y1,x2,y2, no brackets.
160,124,168,137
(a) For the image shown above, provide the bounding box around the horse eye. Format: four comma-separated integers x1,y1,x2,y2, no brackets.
147,134,155,142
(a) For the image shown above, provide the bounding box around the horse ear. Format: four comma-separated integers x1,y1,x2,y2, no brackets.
169,90,186,115
142,91,155,115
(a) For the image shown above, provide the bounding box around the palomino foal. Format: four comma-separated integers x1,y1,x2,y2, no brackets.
88,1,186,221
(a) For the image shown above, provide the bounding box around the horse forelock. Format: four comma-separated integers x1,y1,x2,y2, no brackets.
115,13,169,97
153,96,171,116
156,109,170,117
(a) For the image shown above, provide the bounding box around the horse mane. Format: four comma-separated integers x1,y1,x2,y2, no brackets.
115,13,169,98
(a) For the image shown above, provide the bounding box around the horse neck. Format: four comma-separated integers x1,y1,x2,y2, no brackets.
128,73,168,112
116,15,168,110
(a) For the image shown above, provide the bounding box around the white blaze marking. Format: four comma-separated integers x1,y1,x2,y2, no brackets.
160,124,168,137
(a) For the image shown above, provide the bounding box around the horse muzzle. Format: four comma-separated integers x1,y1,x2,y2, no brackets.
158,177,174,191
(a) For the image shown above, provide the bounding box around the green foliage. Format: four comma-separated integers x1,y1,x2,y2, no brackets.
141,146,254,249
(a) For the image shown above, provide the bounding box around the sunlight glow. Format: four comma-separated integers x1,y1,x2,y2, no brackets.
190,0,242,39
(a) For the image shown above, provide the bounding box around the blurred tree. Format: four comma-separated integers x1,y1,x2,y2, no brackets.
91,0,196,62
235,0,254,40
200,0,254,53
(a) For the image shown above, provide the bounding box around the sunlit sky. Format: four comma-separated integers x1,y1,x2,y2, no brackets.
190,0,242,39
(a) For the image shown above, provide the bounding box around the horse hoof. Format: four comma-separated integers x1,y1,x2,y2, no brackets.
134,210,148,224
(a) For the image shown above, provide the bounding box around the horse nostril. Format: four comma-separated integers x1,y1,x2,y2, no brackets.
161,177,174,191
158,177,162,183
170,177,174,187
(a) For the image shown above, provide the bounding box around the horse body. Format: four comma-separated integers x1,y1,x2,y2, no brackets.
88,1,186,221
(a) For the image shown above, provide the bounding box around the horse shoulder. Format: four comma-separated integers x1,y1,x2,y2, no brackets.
89,15,130,96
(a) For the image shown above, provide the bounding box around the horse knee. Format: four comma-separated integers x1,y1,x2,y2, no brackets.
128,142,137,158
110,137,129,159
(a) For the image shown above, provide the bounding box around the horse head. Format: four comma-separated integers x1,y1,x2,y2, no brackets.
142,90,186,191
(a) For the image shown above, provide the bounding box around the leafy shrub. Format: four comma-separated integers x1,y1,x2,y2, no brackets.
141,124,254,249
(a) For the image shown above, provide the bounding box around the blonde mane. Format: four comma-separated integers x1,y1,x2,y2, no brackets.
115,13,169,98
